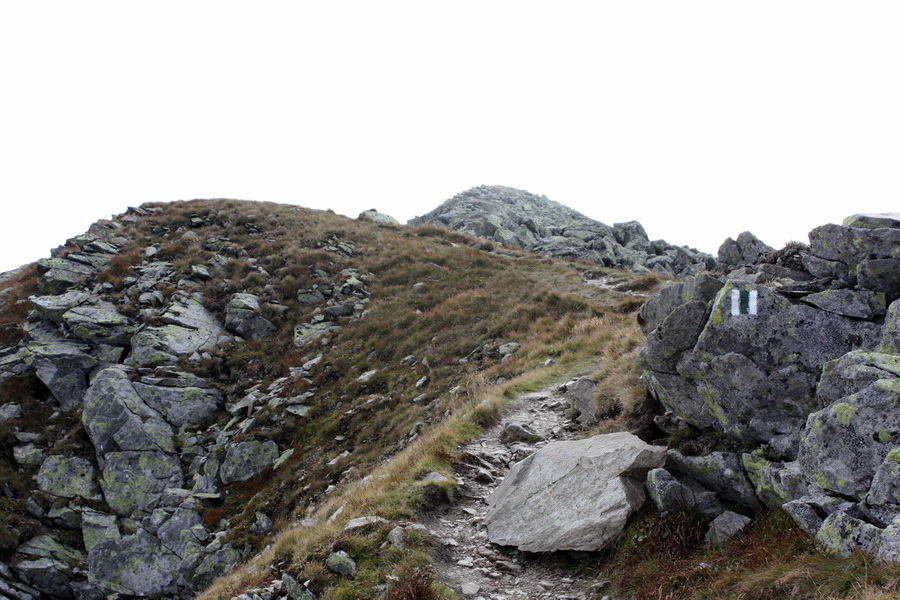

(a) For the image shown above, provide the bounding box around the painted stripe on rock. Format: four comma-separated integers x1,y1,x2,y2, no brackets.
730,288,758,315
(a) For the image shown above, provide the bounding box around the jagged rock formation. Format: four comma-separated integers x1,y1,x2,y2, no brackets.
640,212,900,563
409,185,715,275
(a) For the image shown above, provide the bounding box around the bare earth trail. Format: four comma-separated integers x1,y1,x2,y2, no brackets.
423,384,607,600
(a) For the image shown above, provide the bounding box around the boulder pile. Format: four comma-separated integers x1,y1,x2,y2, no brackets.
640,213,899,562
409,185,715,275
0,207,355,599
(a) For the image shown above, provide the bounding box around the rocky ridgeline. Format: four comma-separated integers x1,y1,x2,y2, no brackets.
639,213,900,562
408,185,715,276
0,207,375,599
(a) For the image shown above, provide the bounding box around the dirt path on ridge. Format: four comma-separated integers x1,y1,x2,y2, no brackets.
423,384,608,600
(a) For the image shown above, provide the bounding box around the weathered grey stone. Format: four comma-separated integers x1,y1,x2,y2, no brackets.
224,293,275,341
294,322,338,347
741,453,806,510
157,508,206,563
783,499,826,535
809,223,900,267
637,275,724,336
324,303,354,318
325,550,357,577
133,382,222,428
0,403,22,420
36,456,97,500
26,342,98,410
13,444,45,467
667,450,756,507
640,301,709,373
219,440,279,484
560,377,600,426
843,213,900,229
357,209,399,225
878,517,900,564
62,303,135,346
82,367,175,460
128,294,229,366
29,290,91,322
801,289,886,320
88,530,181,597
815,511,883,558
717,231,773,268
798,378,899,500
816,351,900,406
704,511,753,546
499,423,543,444
191,545,241,591
882,299,900,355
645,468,697,513
17,534,85,564
36,258,95,295
648,282,880,454
859,258,900,302
343,516,387,532
485,432,666,552
80,509,120,552
868,452,900,508
99,451,183,516
14,558,75,598
297,289,326,305
498,342,521,356
250,511,274,536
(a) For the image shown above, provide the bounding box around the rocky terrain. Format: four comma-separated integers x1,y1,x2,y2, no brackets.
0,193,896,600
640,213,900,562
409,185,715,276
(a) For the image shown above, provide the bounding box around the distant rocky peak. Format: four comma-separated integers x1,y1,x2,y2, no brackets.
409,185,715,276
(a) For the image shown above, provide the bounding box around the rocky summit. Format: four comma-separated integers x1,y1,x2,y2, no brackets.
409,185,715,275
0,195,897,600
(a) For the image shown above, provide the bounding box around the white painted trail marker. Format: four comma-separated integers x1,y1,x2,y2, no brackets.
730,289,758,315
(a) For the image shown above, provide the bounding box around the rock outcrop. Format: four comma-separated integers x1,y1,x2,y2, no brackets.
485,432,666,551
409,185,715,275
639,212,900,563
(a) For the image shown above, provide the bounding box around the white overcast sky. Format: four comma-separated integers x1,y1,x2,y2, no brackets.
1,2,898,274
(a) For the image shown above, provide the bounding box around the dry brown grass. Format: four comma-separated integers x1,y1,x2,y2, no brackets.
0,264,38,347
601,510,900,600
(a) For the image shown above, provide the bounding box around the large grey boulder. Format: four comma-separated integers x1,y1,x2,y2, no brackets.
798,378,898,500
61,302,135,346
128,293,229,366
219,440,280,484
88,530,182,597
357,209,399,225
132,381,222,428
29,290,92,322
35,258,95,295
25,341,97,409
643,280,881,456
13,558,76,598
484,432,666,552
36,456,97,500
99,451,183,516
82,367,175,460
224,293,275,341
